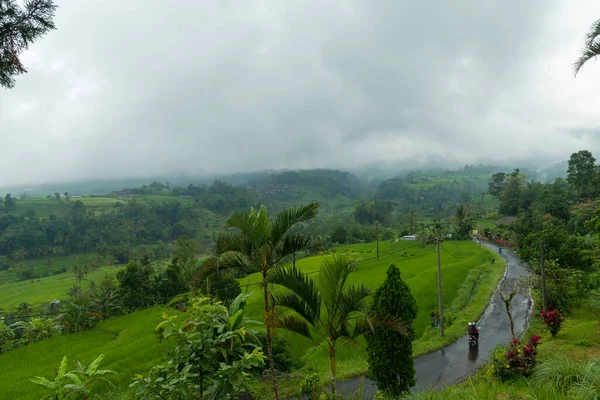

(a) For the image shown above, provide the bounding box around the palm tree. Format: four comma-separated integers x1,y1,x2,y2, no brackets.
0,320,15,353
455,204,468,225
574,18,600,76
407,210,419,234
454,203,472,237
208,203,320,399
418,226,435,247
17,302,33,317
268,253,407,395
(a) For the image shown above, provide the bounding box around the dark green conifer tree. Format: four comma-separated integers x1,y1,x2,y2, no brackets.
366,263,418,396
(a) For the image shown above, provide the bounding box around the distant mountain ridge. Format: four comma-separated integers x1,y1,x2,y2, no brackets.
0,161,568,199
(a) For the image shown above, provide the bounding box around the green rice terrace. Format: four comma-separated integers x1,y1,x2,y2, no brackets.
0,239,503,399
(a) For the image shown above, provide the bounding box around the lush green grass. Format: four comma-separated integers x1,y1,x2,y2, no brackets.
17,197,121,217
405,171,492,190
0,306,185,400
0,253,101,284
475,218,497,231
0,264,124,311
243,239,504,398
0,239,503,400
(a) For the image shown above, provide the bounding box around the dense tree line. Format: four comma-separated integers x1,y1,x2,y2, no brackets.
488,150,600,314
374,176,480,216
0,198,201,263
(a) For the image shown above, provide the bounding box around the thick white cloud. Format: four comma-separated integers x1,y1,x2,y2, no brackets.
1,0,600,186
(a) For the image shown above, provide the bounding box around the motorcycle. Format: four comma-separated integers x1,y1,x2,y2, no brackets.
468,327,480,347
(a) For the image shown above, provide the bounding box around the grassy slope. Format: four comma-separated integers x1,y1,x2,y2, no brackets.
17,197,121,217
0,240,503,400
244,239,504,398
0,306,185,400
0,265,124,310
0,253,101,284
405,170,491,190
14,195,226,245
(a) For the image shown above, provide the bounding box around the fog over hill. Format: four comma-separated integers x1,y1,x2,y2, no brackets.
2,1,600,187
0,160,569,199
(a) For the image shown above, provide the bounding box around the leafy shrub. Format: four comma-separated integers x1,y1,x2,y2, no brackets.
490,335,542,381
166,293,191,311
210,272,241,305
30,354,116,400
540,309,564,336
132,296,265,399
300,373,323,399
252,332,299,374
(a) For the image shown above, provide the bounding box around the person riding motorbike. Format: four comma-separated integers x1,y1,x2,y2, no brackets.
468,322,480,344
498,245,503,254
471,323,479,341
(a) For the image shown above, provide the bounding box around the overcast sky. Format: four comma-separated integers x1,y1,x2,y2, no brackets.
1,0,600,186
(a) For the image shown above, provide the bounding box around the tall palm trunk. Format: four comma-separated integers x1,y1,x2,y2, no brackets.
329,342,337,395
262,268,280,399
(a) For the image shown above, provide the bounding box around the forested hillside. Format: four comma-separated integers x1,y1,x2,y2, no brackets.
3,155,600,400
0,164,543,282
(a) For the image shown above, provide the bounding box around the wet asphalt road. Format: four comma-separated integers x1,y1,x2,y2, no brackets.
334,241,534,398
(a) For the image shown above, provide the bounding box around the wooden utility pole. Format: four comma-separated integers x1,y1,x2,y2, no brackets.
436,237,444,336
540,240,547,313
373,206,379,258
376,223,379,258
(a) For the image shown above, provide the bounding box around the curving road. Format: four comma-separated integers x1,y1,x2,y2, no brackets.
334,241,533,398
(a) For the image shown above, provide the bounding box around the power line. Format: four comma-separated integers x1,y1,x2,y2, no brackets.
438,243,460,258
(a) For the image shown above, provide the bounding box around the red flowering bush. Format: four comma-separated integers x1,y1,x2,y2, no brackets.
540,309,564,336
490,335,542,381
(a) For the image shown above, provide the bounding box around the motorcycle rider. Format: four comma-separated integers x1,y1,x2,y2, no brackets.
470,322,479,342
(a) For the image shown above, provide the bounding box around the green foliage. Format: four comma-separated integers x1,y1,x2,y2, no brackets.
4,193,17,212
131,296,265,399
527,259,586,314
170,235,199,281
354,200,394,225
213,202,320,398
489,335,542,382
453,203,474,239
574,18,600,76
520,221,596,271
0,305,184,400
300,373,323,399
497,169,526,215
155,257,189,299
0,240,502,399
0,0,57,88
488,172,507,198
29,353,116,400
253,331,298,373
116,257,156,310
366,264,418,396
567,150,597,199
209,272,242,305
0,197,202,263
269,254,406,395
531,356,600,398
